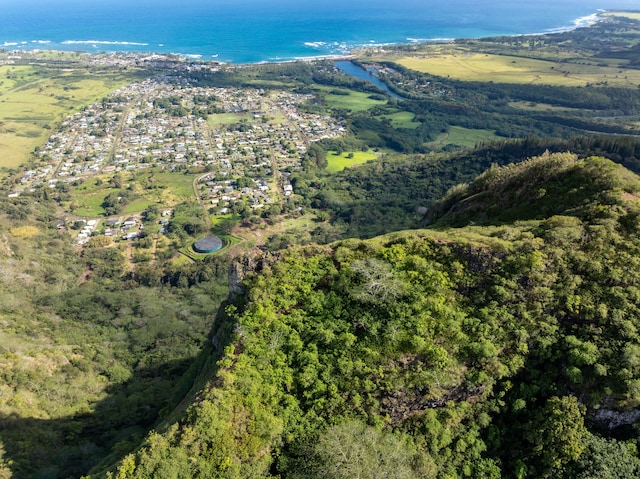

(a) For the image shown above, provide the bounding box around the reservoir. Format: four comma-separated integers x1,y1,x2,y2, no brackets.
334,61,405,101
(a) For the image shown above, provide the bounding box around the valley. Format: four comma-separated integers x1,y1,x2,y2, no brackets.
1,11,640,479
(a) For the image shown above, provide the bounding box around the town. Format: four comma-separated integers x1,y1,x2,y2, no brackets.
12,74,345,244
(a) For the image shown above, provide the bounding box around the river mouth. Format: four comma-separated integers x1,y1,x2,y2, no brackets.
334,60,406,101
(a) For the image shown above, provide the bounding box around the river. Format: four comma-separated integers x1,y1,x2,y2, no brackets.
334,61,405,101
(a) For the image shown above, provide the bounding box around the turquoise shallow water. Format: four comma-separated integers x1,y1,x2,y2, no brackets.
1,0,639,63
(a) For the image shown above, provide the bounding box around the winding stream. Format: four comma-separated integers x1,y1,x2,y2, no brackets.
334,61,405,101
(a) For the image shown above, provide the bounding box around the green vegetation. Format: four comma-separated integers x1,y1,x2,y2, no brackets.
207,112,253,127
106,153,640,479
2,15,640,479
65,168,198,217
0,58,144,172
430,151,640,225
0,188,234,478
325,149,378,173
323,89,388,112
429,126,498,149
380,110,421,129
395,52,640,87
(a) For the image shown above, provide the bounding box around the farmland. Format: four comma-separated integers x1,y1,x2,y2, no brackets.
0,53,143,172
395,52,640,87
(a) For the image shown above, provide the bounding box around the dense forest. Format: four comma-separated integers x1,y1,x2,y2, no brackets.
104,153,640,478
271,135,640,241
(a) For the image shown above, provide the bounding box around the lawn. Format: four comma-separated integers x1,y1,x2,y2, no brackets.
324,90,387,112
70,192,108,217
148,170,197,202
379,111,421,129
207,112,253,128
123,198,154,214
326,150,378,173
429,126,498,149
212,213,240,230
395,53,640,87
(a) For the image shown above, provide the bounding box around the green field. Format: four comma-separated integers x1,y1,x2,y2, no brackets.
0,62,139,171
429,126,498,149
324,90,387,112
326,150,378,173
123,198,154,214
605,11,640,21
67,175,110,216
71,194,108,217
508,100,586,113
207,112,254,127
68,168,197,217
147,170,197,202
379,111,421,129
212,213,240,229
396,53,640,87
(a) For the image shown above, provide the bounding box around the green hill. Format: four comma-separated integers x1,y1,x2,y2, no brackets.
430,151,640,226
102,153,640,479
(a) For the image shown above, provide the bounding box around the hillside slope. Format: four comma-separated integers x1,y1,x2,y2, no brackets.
104,153,640,479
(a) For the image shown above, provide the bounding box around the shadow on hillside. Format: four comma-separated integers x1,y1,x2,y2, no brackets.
0,343,221,479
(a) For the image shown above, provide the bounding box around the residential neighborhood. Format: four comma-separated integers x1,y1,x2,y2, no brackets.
13,75,345,244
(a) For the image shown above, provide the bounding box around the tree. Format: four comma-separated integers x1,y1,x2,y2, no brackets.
564,435,640,479
307,420,422,479
527,396,587,477
110,172,124,189
350,258,405,304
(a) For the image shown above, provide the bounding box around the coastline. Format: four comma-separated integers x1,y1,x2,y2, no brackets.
0,10,629,67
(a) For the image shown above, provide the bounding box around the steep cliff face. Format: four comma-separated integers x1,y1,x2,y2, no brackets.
227,250,281,299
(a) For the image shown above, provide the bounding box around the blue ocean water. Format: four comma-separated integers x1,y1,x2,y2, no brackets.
1,0,639,64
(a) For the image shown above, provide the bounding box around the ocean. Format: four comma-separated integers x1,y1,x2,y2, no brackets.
1,0,639,64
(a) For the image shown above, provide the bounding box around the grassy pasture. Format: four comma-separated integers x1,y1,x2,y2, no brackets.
71,191,108,217
123,198,154,214
604,12,640,21
150,170,197,200
429,126,498,149
68,168,198,216
507,100,586,113
207,112,253,127
395,53,640,87
380,111,421,129
324,90,387,112
326,150,378,173
0,63,137,170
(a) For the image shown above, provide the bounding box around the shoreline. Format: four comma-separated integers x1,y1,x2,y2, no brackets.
0,10,634,67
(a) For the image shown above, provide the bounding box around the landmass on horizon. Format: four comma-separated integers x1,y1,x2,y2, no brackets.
1,0,638,63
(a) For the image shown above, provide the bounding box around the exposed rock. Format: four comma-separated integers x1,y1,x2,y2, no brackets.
592,408,640,430
228,250,279,300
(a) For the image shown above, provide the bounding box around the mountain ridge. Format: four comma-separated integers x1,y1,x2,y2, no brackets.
100,152,640,479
